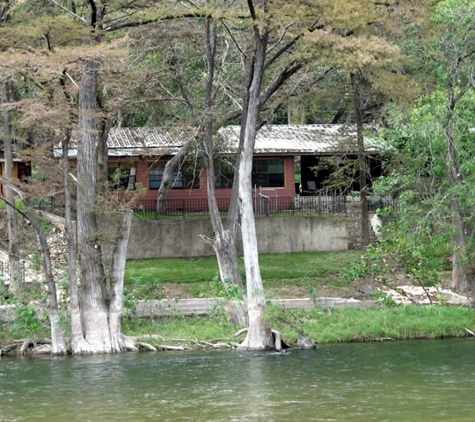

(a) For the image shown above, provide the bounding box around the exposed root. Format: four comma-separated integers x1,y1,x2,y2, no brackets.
233,328,248,338
271,329,283,352
136,342,157,352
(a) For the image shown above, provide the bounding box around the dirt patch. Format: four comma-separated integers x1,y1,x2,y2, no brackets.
162,283,195,299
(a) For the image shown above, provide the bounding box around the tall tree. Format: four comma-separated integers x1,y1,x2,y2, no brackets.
371,0,475,298
1,77,22,291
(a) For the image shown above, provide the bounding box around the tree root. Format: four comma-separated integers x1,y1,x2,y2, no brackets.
233,328,248,338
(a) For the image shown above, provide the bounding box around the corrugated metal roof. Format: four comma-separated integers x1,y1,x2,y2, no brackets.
58,124,382,157
219,124,379,155
107,127,188,149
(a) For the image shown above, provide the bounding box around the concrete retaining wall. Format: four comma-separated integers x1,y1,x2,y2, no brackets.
127,215,350,259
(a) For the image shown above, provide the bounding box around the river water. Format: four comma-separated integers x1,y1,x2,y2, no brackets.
1,338,474,421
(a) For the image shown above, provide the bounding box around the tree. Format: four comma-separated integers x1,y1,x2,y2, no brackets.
372,0,475,298
0,0,182,353
0,178,67,354
1,76,22,292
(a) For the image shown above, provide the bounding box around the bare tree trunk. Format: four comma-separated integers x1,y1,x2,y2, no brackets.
30,218,67,355
77,61,112,353
201,15,243,290
1,78,22,291
351,73,372,295
0,178,67,354
198,14,246,325
238,22,274,350
108,210,133,351
445,102,470,291
351,73,370,249
62,136,89,353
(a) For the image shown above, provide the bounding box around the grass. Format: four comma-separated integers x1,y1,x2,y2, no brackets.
124,250,361,297
121,305,475,347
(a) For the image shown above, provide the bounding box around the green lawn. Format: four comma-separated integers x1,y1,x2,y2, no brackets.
124,250,362,298
125,250,361,283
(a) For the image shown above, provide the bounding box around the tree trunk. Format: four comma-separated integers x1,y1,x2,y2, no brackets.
237,25,274,350
0,177,67,354
77,61,113,353
32,220,67,355
108,210,133,351
156,141,194,214
62,136,89,353
201,15,244,290
1,78,22,291
445,95,470,292
351,73,372,295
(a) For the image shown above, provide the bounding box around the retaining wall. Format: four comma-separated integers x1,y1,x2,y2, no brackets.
127,215,350,259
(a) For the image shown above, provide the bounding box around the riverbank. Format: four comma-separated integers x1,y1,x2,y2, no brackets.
2,299,475,355
2,251,475,354
118,303,475,350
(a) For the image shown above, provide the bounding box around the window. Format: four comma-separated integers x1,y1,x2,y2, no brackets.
215,161,235,189
216,158,285,188
108,162,136,190
149,161,199,190
252,159,284,187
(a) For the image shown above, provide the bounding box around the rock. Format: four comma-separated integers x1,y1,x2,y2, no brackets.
296,333,317,350
379,285,470,306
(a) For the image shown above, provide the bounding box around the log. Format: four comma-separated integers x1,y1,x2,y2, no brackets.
159,345,188,351
211,343,231,349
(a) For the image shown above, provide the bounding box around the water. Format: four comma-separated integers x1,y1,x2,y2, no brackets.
1,338,474,421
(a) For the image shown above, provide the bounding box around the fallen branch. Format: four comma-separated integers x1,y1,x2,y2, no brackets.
464,327,475,337
159,345,189,351
211,343,231,349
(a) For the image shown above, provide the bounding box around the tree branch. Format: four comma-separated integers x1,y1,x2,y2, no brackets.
48,0,87,23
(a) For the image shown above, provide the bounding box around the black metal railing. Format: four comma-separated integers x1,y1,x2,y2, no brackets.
30,195,399,219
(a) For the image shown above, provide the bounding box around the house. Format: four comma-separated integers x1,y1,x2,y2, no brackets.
59,124,385,213
0,150,31,196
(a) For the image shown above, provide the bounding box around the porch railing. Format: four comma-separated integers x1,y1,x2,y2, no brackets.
30,195,399,219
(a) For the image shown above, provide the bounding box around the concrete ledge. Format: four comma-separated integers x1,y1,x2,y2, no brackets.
135,297,378,318
135,298,227,318
0,298,378,323
272,298,378,310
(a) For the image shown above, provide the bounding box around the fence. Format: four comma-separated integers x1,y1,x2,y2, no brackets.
32,195,399,219
136,195,352,218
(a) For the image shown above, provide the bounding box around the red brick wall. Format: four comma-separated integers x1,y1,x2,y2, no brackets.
122,155,296,204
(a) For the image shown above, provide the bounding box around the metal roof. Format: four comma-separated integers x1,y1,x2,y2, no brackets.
219,124,380,155
58,124,382,157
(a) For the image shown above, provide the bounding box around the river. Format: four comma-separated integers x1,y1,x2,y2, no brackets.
1,338,474,421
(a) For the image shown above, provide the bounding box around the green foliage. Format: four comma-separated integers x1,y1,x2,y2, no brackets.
12,304,43,336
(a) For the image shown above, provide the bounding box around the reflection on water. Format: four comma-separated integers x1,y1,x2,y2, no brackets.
1,338,474,421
